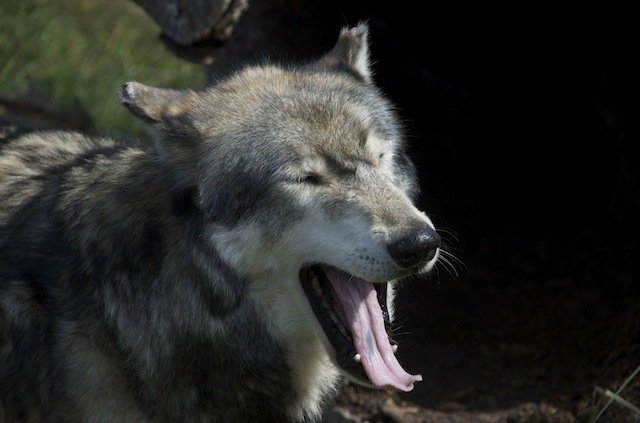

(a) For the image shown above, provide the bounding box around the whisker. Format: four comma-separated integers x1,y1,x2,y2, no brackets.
436,227,460,242
438,254,460,279
440,249,466,272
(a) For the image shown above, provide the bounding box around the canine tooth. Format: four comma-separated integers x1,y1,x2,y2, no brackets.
392,344,398,353
353,354,361,362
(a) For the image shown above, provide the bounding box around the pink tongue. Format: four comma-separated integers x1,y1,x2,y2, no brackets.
322,267,422,391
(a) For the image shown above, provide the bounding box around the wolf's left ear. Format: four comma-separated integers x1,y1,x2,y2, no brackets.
119,82,198,136
319,23,372,82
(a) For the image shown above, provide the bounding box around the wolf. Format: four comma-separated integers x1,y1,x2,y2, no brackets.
0,24,440,422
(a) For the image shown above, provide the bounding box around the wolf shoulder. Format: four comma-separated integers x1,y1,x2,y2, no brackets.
0,129,175,294
0,130,167,224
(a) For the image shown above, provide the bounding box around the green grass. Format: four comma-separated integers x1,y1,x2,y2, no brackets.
0,0,204,135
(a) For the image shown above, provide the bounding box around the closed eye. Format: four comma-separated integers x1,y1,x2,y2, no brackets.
303,173,322,185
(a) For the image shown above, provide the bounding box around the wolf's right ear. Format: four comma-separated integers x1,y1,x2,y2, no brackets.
119,82,198,136
120,82,202,189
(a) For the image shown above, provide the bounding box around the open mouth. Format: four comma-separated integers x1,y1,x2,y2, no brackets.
300,265,422,391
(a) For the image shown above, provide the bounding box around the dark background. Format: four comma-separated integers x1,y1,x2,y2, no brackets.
350,2,638,416
206,1,639,418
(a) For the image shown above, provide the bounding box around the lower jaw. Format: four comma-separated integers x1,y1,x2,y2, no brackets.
299,266,391,387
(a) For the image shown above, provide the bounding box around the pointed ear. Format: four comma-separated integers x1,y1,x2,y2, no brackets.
119,82,198,136
319,23,372,82
119,82,201,189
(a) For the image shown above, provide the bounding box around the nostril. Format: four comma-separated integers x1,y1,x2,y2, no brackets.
418,229,440,261
397,252,419,267
387,226,440,269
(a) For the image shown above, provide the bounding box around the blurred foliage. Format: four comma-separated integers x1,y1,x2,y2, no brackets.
0,0,204,135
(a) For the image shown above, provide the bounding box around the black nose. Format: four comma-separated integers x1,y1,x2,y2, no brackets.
387,225,441,268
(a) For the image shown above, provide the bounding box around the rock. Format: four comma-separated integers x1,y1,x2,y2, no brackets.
130,0,248,46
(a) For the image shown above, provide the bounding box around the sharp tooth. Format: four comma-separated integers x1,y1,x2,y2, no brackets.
392,344,398,353
353,354,361,363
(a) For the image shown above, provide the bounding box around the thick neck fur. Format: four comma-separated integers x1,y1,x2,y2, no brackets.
209,222,342,421
66,143,302,421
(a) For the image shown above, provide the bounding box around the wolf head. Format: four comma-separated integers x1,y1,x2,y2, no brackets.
120,23,439,406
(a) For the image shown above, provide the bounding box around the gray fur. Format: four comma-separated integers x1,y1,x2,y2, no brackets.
0,23,434,422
